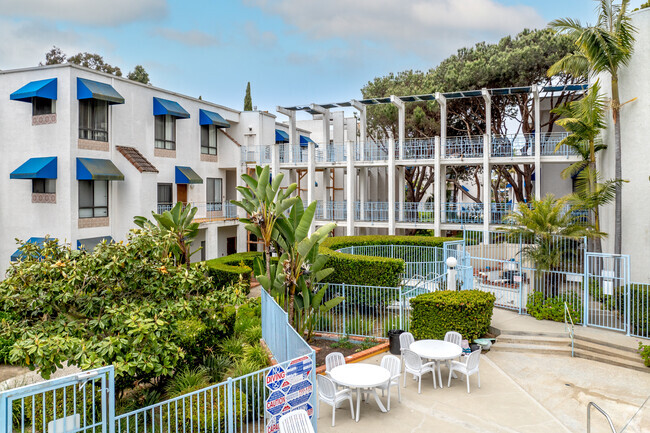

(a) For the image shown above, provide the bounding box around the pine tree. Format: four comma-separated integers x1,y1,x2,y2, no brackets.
244,82,253,111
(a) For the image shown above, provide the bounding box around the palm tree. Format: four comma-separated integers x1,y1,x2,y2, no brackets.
551,81,609,251
548,0,637,254
505,195,602,296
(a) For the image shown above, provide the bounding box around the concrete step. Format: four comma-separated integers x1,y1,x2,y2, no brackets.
491,330,648,372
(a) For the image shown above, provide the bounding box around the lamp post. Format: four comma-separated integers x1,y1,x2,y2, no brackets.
446,256,458,291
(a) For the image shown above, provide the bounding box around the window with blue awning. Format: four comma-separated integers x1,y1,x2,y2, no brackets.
77,78,124,105
153,97,190,118
10,157,57,179
175,166,203,184
275,129,289,143
77,158,124,181
10,237,52,262
10,78,58,102
77,236,113,251
299,135,316,147
199,109,230,128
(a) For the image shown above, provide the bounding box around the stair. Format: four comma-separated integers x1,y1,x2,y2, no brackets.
491,331,648,372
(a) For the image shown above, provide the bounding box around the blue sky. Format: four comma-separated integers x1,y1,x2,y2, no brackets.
0,0,645,117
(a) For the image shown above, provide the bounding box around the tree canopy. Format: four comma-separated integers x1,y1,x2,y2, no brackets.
244,82,252,111
40,46,151,84
361,29,586,204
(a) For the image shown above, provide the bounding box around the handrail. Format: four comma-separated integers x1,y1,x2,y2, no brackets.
587,402,617,433
564,301,575,357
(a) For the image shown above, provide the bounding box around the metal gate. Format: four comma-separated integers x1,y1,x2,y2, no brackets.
0,367,114,433
585,252,630,333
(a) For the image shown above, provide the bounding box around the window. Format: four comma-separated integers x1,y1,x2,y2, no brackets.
32,97,54,116
79,100,108,141
157,183,173,213
206,178,222,211
79,180,108,218
201,125,218,155
32,179,56,194
155,115,176,150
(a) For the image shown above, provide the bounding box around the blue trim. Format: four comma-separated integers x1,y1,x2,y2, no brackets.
77,78,124,104
275,129,289,143
299,135,315,147
199,109,230,127
10,237,49,262
153,97,190,118
10,78,57,102
175,166,203,184
461,185,469,192
10,157,57,179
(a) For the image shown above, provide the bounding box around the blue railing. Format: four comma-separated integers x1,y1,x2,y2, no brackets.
400,202,434,223
491,134,534,157
445,136,483,158
398,138,435,160
444,202,484,224
242,145,272,164
355,201,389,222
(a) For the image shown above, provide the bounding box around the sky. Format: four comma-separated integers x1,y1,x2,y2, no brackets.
0,0,645,118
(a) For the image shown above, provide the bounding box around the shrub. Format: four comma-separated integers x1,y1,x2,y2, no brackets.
639,342,650,368
0,312,16,364
409,290,496,341
526,292,582,323
320,235,456,287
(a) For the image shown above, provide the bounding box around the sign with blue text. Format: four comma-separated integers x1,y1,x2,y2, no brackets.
265,356,314,433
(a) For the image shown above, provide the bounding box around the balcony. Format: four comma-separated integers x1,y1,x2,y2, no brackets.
400,201,434,223
445,136,483,159
443,202,484,224
491,134,534,158
157,202,238,223
358,141,389,162
241,145,272,164
398,138,436,160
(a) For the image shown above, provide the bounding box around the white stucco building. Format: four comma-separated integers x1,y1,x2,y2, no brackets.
0,64,286,269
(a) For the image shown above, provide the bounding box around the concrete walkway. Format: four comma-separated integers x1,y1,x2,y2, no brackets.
317,352,571,433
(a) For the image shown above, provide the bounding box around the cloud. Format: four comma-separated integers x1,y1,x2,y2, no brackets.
0,19,113,70
245,0,546,57
153,28,219,47
244,21,278,48
0,0,167,26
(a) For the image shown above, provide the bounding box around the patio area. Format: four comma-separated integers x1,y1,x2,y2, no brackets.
317,348,650,433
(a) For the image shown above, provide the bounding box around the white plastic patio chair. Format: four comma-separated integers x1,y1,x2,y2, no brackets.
316,374,355,427
278,409,315,433
377,355,401,410
447,349,481,393
325,352,345,374
399,332,415,353
442,331,463,375
402,349,437,393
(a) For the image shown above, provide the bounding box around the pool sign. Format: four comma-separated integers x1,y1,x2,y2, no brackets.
265,356,314,433
265,365,286,391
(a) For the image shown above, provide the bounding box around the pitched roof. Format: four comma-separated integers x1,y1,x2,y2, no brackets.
116,146,159,173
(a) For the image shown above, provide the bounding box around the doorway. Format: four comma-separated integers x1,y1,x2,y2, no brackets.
177,184,187,204
227,237,237,255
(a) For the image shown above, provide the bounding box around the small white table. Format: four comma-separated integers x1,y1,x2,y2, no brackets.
409,340,463,388
329,364,390,422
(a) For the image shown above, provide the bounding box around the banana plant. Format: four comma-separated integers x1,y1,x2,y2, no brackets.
275,197,339,328
231,165,298,281
134,202,199,269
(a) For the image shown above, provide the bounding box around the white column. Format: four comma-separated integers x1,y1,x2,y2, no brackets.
322,168,329,220
434,136,442,236
483,134,491,243
398,166,405,222
388,138,396,235
235,164,248,252
351,100,367,161
359,167,367,218
307,141,315,205
391,96,405,160
277,107,297,164
482,89,491,240
271,142,280,178
533,85,541,200
436,93,447,158
346,141,355,235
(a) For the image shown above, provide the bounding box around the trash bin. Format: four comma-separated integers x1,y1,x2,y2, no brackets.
388,329,405,355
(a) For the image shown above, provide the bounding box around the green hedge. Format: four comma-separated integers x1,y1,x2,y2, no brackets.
526,292,582,323
204,252,259,291
409,290,495,341
320,235,456,287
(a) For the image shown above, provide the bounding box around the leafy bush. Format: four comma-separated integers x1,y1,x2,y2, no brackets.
320,235,455,287
639,342,650,368
0,229,244,393
526,292,582,323
0,312,16,364
410,290,496,341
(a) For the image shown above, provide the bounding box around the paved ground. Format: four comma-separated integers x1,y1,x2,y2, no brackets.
486,351,650,433
317,352,571,433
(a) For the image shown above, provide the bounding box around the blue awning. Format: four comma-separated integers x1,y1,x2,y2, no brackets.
77,158,124,181
10,237,49,262
199,109,230,128
10,78,57,103
77,78,124,104
77,236,113,251
461,185,469,192
275,129,289,143
299,135,316,147
153,97,190,118
10,157,57,179
175,166,203,184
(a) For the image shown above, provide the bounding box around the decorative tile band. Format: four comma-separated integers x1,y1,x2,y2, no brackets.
32,114,57,125
154,148,176,158
200,153,219,163
78,139,109,151
78,217,109,228
32,193,56,204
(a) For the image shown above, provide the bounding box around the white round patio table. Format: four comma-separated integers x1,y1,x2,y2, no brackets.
409,340,463,388
329,364,390,422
